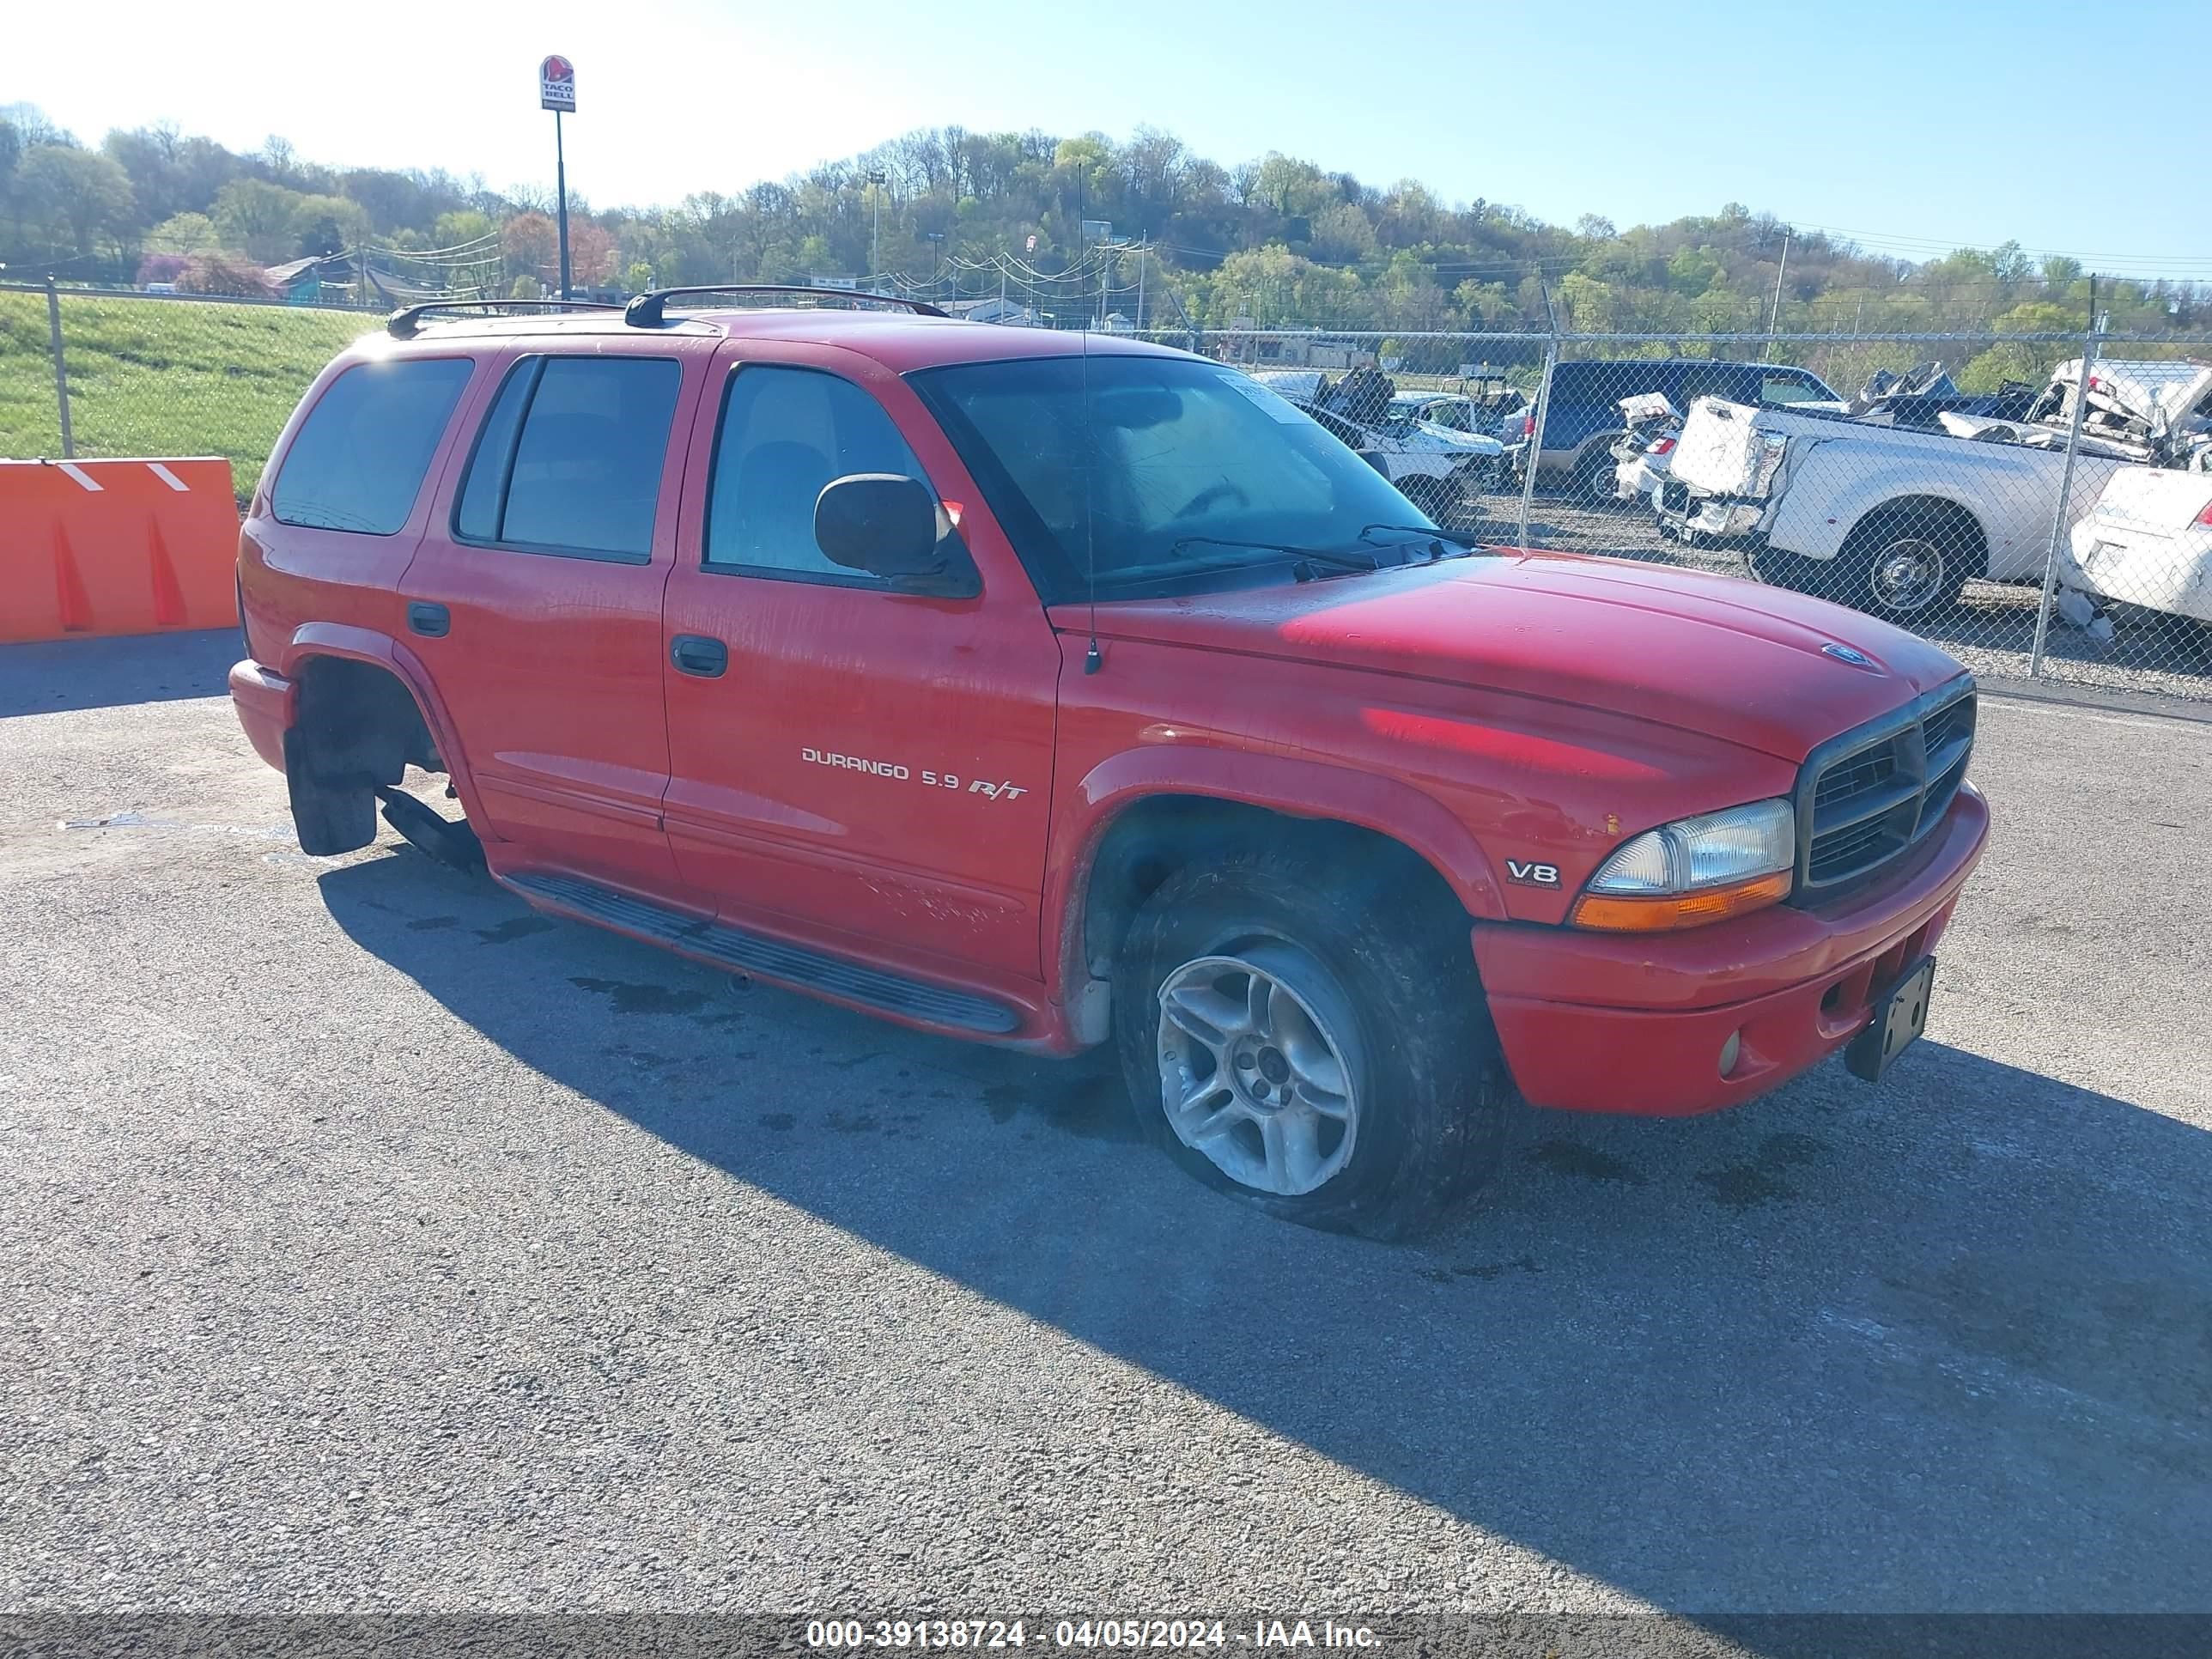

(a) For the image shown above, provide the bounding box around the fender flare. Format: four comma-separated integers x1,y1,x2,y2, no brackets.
279,623,493,836
1041,744,1510,1001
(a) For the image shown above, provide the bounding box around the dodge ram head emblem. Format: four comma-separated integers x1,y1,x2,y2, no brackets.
1821,642,1874,666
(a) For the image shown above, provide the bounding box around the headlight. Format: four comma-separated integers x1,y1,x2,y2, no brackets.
1570,799,1796,932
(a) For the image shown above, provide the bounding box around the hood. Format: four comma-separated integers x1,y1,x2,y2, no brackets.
1407,421,1506,456
1054,553,1966,763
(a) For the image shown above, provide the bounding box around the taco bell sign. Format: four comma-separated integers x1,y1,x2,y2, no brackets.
539,55,576,112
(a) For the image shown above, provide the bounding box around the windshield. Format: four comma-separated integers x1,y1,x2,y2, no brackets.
909,354,1434,602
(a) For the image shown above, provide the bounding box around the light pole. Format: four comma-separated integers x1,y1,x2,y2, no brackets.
867,169,885,293
924,230,945,295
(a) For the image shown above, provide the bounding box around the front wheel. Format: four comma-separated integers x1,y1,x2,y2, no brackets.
1112,851,1510,1237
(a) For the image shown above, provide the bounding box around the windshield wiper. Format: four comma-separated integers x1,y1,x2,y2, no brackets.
1168,535,1382,577
1358,522,1485,560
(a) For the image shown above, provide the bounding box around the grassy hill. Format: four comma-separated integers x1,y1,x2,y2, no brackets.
0,291,380,503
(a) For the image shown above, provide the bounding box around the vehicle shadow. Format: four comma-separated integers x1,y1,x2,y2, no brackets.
0,627,238,718
319,852,2212,1627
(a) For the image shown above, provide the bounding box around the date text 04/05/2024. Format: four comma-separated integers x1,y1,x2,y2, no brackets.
802,1620,1383,1650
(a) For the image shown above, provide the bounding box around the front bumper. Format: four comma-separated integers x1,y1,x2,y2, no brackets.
1474,781,1989,1116
229,658,295,773
1657,489,1766,542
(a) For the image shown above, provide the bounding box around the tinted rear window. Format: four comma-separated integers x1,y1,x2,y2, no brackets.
453,356,682,561
272,358,473,535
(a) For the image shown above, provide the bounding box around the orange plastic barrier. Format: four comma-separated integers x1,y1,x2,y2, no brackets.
1,457,240,644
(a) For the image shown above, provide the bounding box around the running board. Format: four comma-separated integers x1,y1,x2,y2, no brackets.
505,870,1024,1036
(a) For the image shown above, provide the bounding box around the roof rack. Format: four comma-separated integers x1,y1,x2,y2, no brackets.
386,298,621,339
622,285,951,329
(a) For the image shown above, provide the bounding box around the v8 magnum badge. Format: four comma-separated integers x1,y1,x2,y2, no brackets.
801,746,1030,802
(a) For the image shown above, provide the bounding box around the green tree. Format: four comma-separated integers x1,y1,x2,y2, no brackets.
289,194,368,258
145,210,218,253
431,210,494,247
21,144,136,258
213,177,305,261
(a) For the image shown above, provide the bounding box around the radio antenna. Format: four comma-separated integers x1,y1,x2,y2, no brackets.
1082,319,1102,673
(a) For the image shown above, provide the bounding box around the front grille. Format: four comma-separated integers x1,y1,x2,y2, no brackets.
1796,683,1976,898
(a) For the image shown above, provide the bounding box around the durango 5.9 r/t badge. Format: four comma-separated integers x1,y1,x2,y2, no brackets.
801,747,1030,802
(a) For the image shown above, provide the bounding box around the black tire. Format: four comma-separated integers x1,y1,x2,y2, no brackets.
1111,850,1510,1239
1826,509,1975,621
1566,441,1614,503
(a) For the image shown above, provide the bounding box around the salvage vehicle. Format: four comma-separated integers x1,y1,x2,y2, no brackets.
1663,357,2212,621
1255,368,1510,514
1847,362,2038,432
2063,461,2212,654
1610,392,1682,507
232,290,1990,1237
1531,359,1844,496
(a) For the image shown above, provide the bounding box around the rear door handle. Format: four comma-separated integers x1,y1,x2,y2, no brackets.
671,634,728,678
407,602,450,638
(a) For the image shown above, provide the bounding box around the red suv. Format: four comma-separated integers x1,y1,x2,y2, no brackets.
231,289,1989,1236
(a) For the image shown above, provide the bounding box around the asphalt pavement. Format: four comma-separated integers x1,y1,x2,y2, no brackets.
3,630,2208,1626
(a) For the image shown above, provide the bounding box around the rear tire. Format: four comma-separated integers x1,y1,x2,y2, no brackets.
1817,507,1979,621
1567,442,1614,503
1111,850,1510,1239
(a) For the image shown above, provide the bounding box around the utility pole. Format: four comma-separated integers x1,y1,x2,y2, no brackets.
867,169,885,292
1766,228,1791,349
1134,242,1145,334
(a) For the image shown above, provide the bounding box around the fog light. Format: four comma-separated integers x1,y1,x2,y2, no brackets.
1719,1030,1742,1078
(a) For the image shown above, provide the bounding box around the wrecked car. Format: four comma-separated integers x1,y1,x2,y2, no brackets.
2062,459,2212,656
1610,392,1682,507
1847,362,2039,432
1659,358,2212,622
1254,368,1511,516
1940,358,2212,465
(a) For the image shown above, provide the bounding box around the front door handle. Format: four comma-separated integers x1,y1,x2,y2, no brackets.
407,602,450,638
671,634,728,678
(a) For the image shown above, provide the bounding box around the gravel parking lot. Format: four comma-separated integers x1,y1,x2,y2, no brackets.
3,630,2209,1623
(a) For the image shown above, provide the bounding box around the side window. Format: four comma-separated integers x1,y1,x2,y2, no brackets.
704,365,930,581
271,357,472,535
1673,365,1738,406
1761,371,1827,405
453,356,682,561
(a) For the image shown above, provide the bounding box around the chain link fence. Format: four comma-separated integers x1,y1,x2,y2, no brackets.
1192,322,2212,702
6,282,2209,702
1,281,382,507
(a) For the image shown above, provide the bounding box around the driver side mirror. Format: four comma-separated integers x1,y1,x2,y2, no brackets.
814,473,977,597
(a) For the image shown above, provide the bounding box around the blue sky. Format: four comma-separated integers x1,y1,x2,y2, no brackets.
11,0,2210,276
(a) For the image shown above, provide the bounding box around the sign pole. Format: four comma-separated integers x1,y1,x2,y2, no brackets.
554,111,572,301
538,55,578,301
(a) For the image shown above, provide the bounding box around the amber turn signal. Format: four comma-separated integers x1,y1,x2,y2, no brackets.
1569,869,1793,933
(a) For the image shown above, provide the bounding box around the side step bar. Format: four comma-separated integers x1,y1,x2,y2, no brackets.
506,870,1024,1036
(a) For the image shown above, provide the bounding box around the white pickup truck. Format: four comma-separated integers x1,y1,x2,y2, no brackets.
1660,359,2210,622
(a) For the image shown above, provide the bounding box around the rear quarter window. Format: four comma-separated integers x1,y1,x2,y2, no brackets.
453,355,683,562
271,357,473,535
